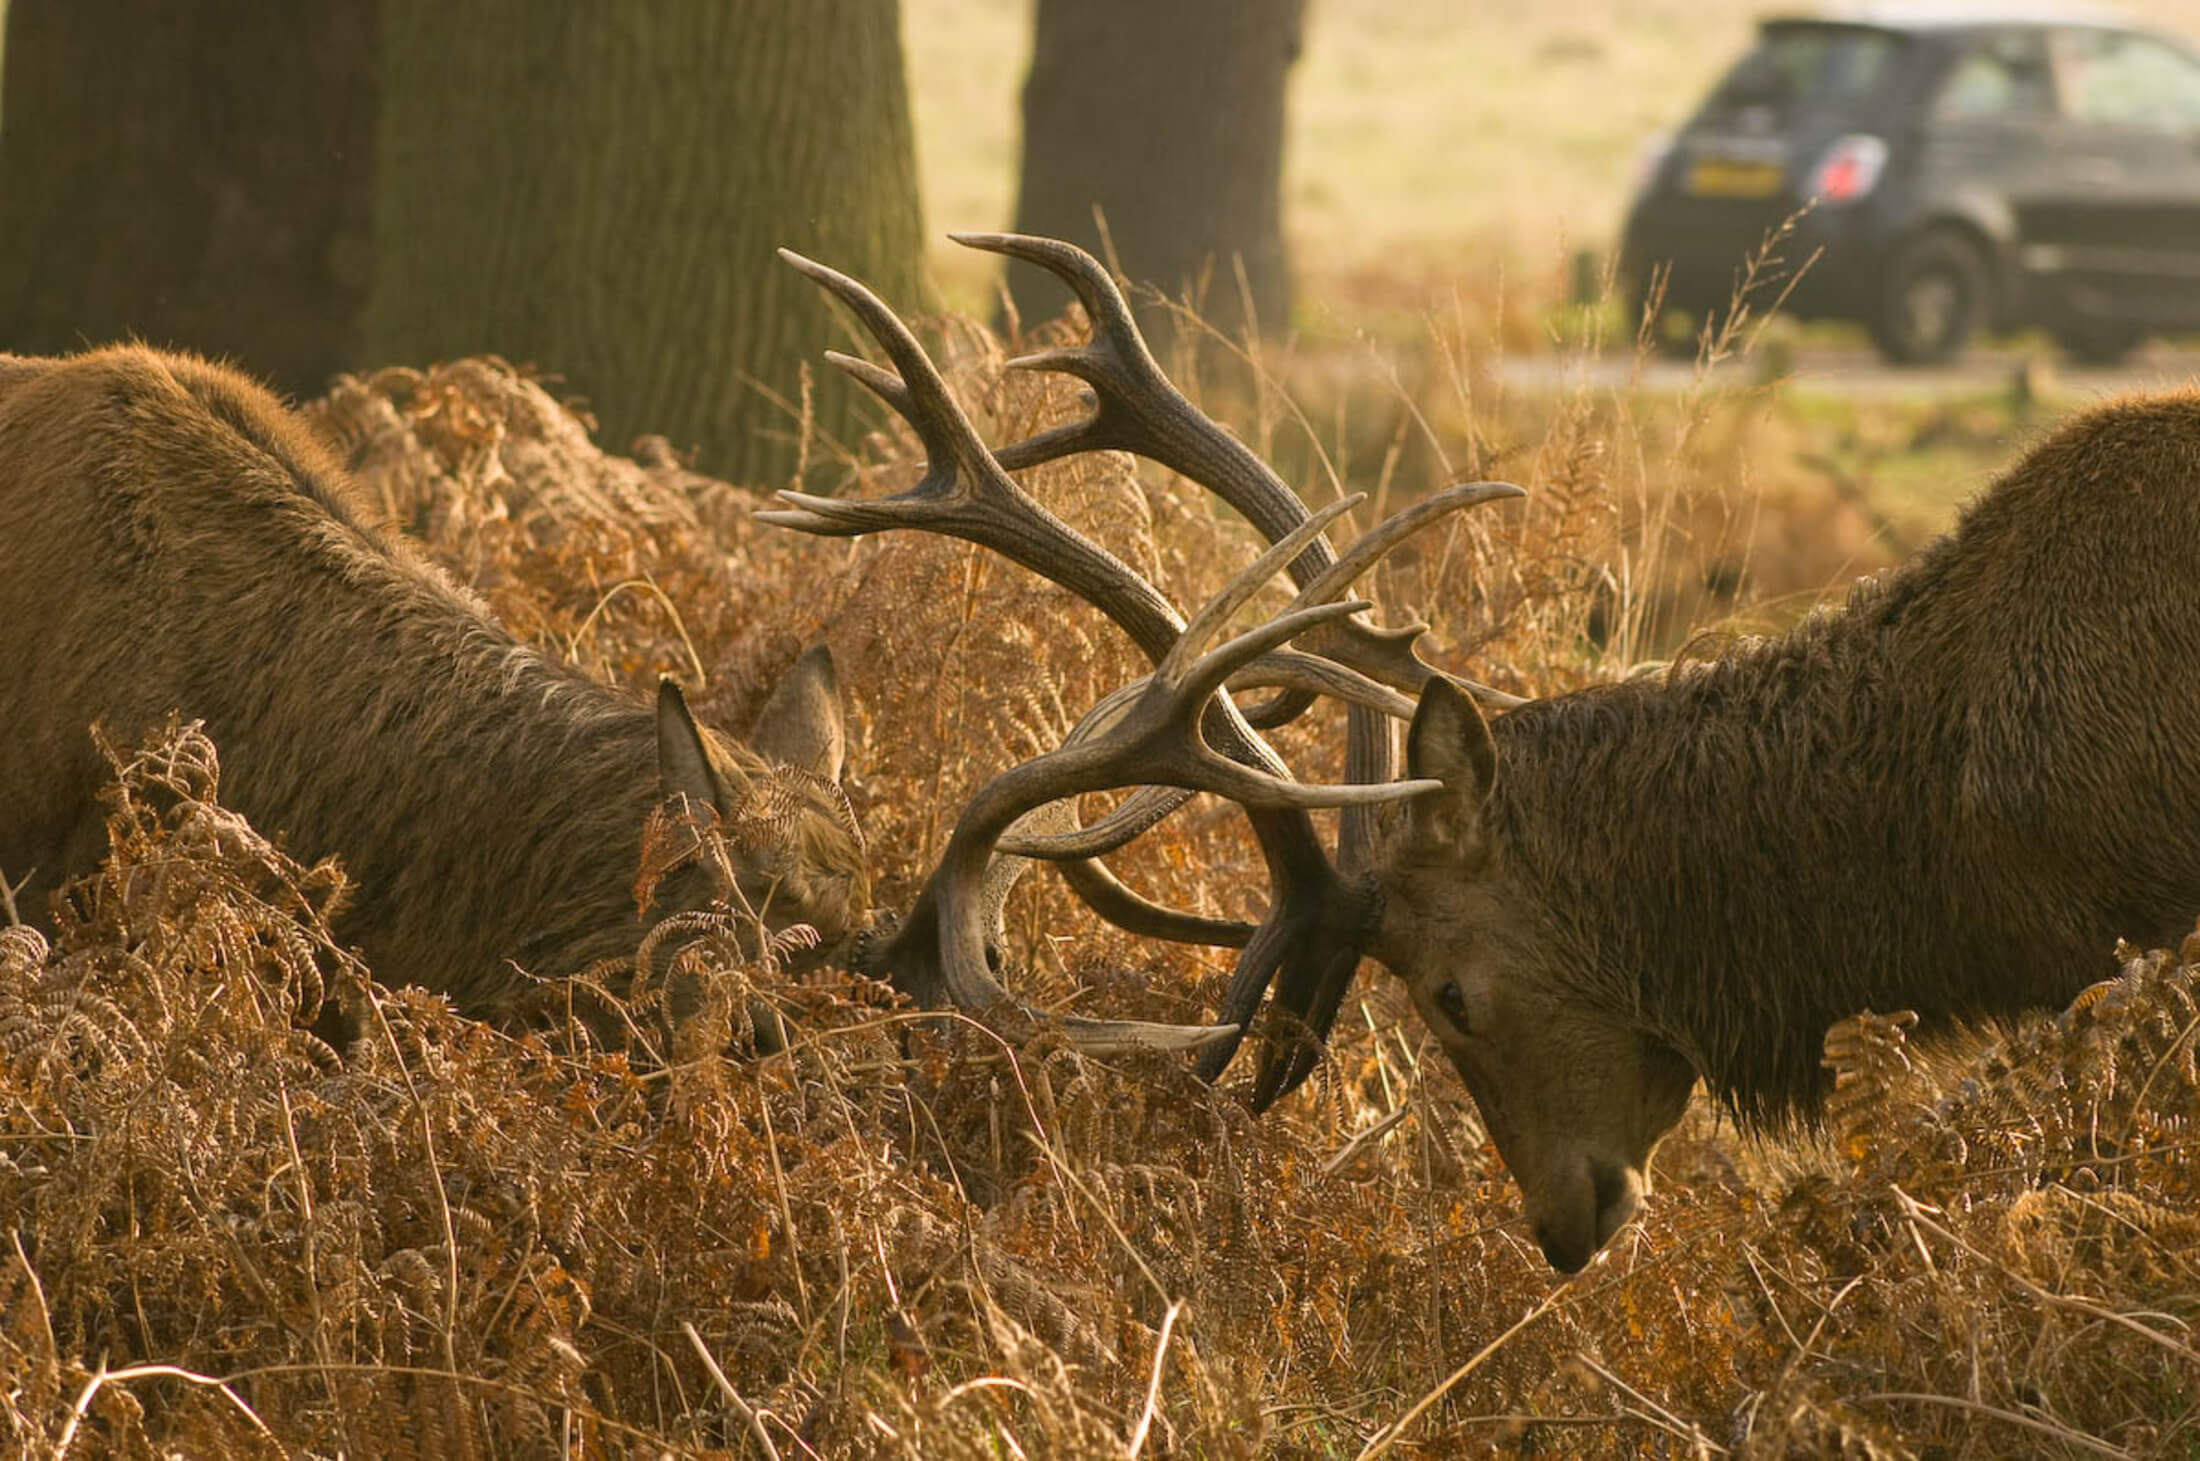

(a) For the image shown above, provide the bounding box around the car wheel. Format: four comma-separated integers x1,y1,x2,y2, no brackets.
1632,299,1732,361
1626,288,1697,359
1869,229,1989,366
2053,322,2144,367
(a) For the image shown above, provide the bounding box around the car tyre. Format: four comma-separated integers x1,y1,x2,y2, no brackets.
1626,286,1699,360
1869,228,1989,366
1632,299,1734,361
2053,322,2144,367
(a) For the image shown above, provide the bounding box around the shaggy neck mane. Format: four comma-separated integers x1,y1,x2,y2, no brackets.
235,591,675,1008
109,354,768,1011
1483,504,2167,1126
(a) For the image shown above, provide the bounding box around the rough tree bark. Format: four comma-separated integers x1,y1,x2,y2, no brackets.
1010,0,1304,342
366,3,925,485
0,1,378,395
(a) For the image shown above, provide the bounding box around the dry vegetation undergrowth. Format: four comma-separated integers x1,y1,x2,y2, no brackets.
3,324,2197,1458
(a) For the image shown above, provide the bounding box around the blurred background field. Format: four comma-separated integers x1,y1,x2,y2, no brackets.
908,0,2200,321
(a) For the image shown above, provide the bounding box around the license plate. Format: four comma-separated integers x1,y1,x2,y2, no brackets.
1685,159,1784,198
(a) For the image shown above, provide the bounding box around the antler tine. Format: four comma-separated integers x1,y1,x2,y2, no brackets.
1000,783,1191,859
990,636,1441,855
917,586,1434,1055
953,231,1336,578
779,248,1214,679
749,344,980,539
1273,480,1531,712
1228,651,1419,721
999,796,1256,946
776,249,980,476
1164,495,1361,680
956,598,1443,834
1290,481,1523,609
998,640,1426,864
956,231,1528,707
950,608,1438,845
823,348,914,415
1060,860,1257,948
775,243,1400,1058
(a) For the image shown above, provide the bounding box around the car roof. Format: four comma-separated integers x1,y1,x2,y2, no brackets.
1757,3,2146,35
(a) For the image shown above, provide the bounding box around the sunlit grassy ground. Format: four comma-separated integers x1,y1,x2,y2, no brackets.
9,347,2199,1458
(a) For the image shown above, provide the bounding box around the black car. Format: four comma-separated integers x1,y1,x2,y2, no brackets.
1619,8,2200,364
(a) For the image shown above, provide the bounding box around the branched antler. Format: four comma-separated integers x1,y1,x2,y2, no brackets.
766,236,1521,1092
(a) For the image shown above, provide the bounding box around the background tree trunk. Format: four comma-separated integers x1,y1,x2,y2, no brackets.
0,1,377,395
366,2,925,485
1010,0,1303,342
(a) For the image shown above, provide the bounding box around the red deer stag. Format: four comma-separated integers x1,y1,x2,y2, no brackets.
0,346,867,1034
771,233,2200,1273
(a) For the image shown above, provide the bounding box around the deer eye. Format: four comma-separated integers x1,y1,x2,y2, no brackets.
1435,982,1470,1028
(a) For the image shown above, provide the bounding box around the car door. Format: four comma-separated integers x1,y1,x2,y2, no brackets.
1908,27,2061,314
2028,26,2200,328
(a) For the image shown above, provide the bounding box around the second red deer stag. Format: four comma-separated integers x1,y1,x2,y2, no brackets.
772,234,2200,1273
0,347,867,1035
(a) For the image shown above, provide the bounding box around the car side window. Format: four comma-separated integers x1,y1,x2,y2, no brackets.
1933,32,2055,120
2057,29,2200,131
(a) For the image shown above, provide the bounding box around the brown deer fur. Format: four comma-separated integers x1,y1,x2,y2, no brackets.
0,345,866,1019
1374,391,2200,1269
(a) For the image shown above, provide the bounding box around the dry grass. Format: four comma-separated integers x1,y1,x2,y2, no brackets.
2,325,2197,1456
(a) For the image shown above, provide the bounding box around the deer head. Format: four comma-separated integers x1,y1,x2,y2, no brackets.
766,233,1677,1272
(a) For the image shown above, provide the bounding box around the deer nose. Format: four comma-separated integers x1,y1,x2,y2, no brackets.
1533,1222,1593,1273
1532,1159,1643,1273
1591,1159,1643,1247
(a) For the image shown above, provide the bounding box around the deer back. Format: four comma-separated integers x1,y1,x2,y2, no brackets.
0,346,865,1018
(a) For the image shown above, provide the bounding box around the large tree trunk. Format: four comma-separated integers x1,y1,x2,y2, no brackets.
366,3,924,485
1010,0,1303,342
0,2,377,395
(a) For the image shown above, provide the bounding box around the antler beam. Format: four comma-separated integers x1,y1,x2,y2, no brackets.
767,237,1522,1092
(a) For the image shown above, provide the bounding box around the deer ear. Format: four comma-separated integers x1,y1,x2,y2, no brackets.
1405,675,1497,852
657,677,739,813
748,643,846,782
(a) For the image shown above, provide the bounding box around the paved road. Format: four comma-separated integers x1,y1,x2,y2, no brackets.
1498,342,2200,402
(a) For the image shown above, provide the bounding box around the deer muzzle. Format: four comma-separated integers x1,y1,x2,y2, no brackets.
1530,1156,1644,1274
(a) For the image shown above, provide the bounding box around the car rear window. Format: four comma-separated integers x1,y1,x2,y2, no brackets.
1702,23,1906,119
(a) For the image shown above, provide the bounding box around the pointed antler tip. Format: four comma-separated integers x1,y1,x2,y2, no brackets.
753,508,841,535
822,349,891,385
1310,493,1361,527
779,249,874,303
1001,346,1082,376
